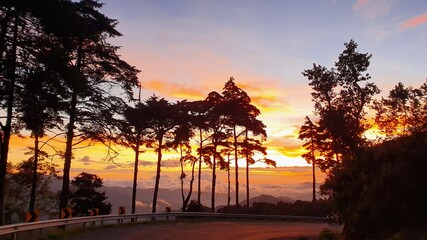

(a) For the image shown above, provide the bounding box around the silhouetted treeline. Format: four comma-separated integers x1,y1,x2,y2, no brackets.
216,199,334,217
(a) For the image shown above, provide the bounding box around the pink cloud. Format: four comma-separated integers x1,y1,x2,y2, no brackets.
353,0,369,10
353,0,390,19
400,13,427,29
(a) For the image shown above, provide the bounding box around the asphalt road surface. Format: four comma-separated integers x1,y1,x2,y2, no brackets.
69,220,342,240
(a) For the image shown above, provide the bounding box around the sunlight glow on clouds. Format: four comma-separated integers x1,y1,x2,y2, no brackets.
400,13,427,29
143,80,206,100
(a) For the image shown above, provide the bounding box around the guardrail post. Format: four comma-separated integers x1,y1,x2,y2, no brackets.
12,225,18,240
165,207,171,221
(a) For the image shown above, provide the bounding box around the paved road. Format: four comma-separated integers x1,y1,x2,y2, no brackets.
70,220,342,240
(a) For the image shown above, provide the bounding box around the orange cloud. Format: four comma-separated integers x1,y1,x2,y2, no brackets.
270,145,306,159
143,80,207,100
400,13,427,29
265,135,306,159
234,80,298,115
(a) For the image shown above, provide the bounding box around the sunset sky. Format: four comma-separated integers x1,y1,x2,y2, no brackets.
8,0,427,199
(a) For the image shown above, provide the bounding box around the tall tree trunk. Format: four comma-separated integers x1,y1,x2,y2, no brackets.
59,40,82,215
233,125,239,206
312,161,316,202
227,153,230,207
211,144,217,212
182,160,196,211
29,135,40,210
131,137,140,214
312,143,316,202
197,128,202,204
59,89,77,214
245,130,249,208
180,146,185,210
152,135,163,213
246,159,249,208
132,85,142,215
0,13,19,226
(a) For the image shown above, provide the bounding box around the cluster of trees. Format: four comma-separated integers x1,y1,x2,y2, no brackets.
299,40,427,239
0,0,273,224
117,77,275,214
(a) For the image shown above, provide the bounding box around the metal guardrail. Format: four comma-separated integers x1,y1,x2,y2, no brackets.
0,212,327,239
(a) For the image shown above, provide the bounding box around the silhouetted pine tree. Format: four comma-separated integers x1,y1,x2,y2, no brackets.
117,100,151,214
169,100,198,211
203,91,229,212
70,172,112,216
222,77,268,207
302,40,379,169
299,116,329,202
144,96,178,213
49,0,139,214
186,100,210,205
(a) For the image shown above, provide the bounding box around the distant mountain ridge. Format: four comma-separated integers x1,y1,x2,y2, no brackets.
102,186,297,213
